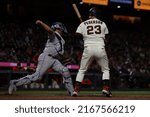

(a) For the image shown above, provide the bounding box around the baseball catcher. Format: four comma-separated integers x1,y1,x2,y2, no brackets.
8,20,77,96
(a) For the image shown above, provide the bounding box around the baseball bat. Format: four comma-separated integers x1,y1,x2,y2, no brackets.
72,3,83,22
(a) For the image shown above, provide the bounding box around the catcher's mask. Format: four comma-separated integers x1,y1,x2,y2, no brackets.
51,22,68,33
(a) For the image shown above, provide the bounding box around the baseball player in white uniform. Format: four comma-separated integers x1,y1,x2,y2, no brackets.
73,7,112,97
8,20,76,96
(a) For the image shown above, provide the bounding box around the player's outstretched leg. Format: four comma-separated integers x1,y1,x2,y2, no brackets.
8,76,32,95
8,80,17,95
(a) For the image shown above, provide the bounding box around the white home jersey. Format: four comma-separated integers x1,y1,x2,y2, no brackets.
76,18,108,46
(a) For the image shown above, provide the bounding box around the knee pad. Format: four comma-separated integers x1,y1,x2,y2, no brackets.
61,67,71,79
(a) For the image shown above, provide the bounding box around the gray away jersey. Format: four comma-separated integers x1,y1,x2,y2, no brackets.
43,31,65,56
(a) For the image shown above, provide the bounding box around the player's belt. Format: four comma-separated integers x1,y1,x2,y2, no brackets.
48,54,52,57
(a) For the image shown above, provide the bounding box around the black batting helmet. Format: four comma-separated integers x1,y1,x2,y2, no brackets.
51,22,68,33
89,7,100,18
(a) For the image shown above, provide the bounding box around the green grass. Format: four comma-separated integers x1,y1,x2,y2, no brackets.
0,90,150,96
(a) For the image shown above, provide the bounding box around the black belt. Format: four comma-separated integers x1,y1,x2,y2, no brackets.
48,54,63,60
48,54,52,57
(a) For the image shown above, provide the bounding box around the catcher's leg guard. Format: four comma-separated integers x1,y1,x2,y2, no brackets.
62,67,74,96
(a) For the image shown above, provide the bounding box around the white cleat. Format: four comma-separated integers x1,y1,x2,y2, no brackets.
8,81,17,95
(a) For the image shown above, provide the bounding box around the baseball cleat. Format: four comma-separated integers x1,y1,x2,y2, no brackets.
102,89,112,97
8,80,17,95
72,91,78,97
102,86,112,97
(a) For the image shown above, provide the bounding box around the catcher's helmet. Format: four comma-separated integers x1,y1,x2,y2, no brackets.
89,7,99,18
51,22,68,33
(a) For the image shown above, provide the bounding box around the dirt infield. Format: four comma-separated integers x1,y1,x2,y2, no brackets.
0,90,150,100
1,94,150,100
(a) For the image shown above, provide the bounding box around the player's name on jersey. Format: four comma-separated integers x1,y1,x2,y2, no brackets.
84,20,103,25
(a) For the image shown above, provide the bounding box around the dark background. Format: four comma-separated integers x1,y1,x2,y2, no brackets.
0,0,150,89
0,0,150,24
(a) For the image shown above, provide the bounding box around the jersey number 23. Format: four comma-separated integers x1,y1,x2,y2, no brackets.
87,25,101,35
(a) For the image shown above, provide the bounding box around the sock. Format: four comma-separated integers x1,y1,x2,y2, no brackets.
74,81,81,92
103,80,110,87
